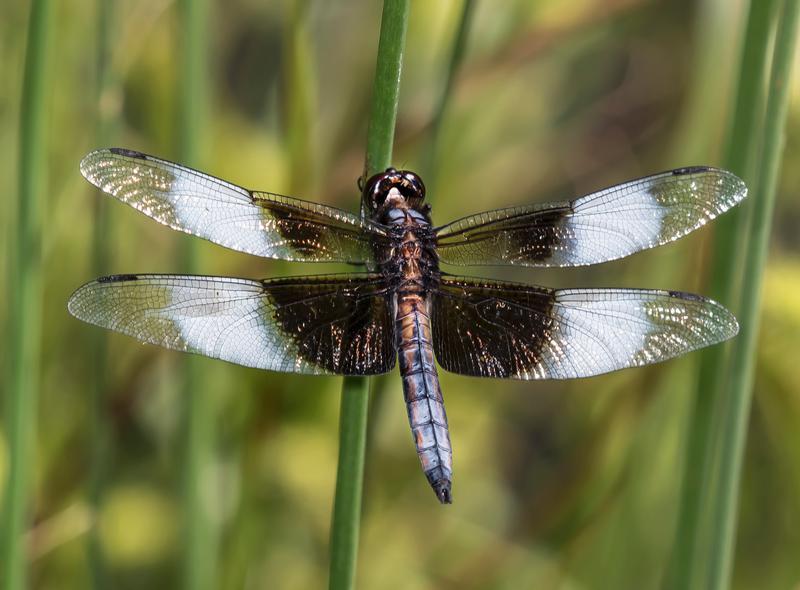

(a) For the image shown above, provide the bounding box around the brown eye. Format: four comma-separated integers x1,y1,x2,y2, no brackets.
361,168,426,212
400,171,425,200
362,168,399,211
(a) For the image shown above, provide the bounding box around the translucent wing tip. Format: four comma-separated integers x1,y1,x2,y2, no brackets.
79,148,109,182
66,288,79,317
668,166,748,221
687,166,748,211
710,167,748,209
67,280,94,323
79,147,149,187
728,170,748,202
667,289,740,343
67,274,139,324
710,298,739,342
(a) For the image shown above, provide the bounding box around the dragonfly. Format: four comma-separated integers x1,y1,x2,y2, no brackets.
69,148,746,504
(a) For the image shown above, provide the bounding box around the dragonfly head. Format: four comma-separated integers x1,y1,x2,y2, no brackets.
362,167,426,213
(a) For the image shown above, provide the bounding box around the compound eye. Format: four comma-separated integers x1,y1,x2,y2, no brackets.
362,170,398,211
401,171,425,200
361,168,426,211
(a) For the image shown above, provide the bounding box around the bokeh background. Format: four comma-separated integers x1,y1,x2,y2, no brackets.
1,0,799,588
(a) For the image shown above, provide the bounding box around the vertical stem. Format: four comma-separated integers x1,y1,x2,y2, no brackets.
87,0,119,586
362,0,411,180
329,1,409,589
1,0,53,588
329,379,372,590
178,0,215,588
178,0,209,166
667,1,778,587
707,1,799,588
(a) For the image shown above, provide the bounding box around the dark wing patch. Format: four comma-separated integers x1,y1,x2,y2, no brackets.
435,168,746,267
432,276,738,379
80,148,390,263
68,274,396,375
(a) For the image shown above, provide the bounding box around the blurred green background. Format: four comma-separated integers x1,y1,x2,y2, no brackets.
2,0,799,588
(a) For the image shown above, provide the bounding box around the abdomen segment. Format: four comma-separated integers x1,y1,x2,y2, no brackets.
396,293,453,504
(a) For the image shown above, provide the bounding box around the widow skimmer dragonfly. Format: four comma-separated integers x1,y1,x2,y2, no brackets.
69,148,746,504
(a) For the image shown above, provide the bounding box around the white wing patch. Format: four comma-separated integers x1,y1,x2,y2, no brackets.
561,185,666,266
552,168,745,266
166,166,280,257
162,279,302,372
532,289,738,379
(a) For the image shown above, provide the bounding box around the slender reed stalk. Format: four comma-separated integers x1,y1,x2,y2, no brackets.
178,0,216,588
362,0,411,182
1,0,54,588
87,0,119,586
707,2,799,588
329,378,372,590
329,2,409,588
667,1,778,587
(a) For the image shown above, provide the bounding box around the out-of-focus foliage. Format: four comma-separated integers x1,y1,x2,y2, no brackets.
0,0,798,588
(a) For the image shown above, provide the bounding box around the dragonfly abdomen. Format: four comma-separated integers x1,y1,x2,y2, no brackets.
395,292,453,504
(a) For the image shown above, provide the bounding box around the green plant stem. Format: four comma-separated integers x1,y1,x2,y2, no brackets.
707,2,799,588
329,378,372,590
329,2,409,589
1,0,53,588
87,0,118,586
362,0,411,184
667,1,778,587
178,0,208,167
178,0,215,588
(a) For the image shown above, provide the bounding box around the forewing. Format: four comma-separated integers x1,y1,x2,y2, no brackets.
68,273,395,375
432,276,738,379
80,148,388,262
436,167,746,267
